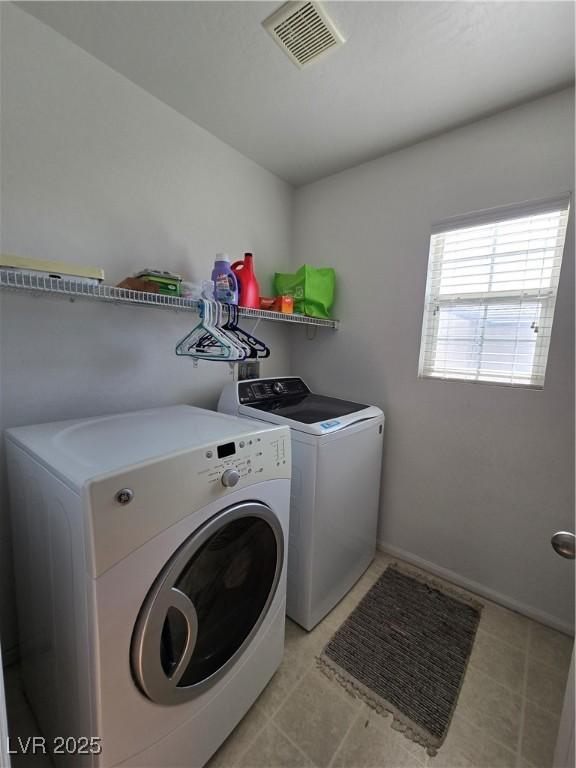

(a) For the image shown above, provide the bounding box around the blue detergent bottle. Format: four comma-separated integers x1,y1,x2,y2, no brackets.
211,253,239,304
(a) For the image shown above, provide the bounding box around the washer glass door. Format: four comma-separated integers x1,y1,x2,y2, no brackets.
131,501,283,704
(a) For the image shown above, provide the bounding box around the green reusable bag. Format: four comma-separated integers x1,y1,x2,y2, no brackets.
273,265,336,319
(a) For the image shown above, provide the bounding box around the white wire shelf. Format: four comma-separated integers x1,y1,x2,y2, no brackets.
0,269,339,329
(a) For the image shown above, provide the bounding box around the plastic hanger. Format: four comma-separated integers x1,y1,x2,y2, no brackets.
222,304,270,359
176,299,271,363
175,299,243,361
192,301,249,359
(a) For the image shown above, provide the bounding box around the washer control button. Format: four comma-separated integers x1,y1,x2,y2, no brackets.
206,450,213,459
221,468,240,488
115,488,134,505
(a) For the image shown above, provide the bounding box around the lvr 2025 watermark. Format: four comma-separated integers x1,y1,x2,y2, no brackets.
7,736,102,755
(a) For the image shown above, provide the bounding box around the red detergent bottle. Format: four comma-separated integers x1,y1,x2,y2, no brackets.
231,253,260,309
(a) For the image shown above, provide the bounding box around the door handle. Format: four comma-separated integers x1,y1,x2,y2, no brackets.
551,531,575,559
165,587,199,686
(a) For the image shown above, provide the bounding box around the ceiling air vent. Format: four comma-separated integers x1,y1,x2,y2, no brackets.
263,1,345,69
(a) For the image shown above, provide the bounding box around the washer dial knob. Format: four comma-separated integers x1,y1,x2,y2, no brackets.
221,468,240,488
272,381,285,394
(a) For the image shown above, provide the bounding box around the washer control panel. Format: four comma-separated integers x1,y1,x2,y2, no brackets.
197,428,290,490
238,377,309,405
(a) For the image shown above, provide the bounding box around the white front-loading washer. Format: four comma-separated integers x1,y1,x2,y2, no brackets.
218,378,384,631
6,406,291,767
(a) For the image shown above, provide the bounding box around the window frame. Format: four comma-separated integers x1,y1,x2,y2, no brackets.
418,196,571,389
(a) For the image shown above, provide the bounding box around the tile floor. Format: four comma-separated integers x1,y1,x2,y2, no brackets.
5,553,573,768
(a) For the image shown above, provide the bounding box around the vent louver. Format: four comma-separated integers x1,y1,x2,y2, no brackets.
263,1,345,69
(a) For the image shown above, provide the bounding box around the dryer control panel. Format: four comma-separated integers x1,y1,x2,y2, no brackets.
87,424,291,577
198,430,290,488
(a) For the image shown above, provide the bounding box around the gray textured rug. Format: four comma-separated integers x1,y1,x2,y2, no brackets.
318,565,482,756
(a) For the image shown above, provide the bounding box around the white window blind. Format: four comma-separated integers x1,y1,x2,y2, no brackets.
419,197,570,388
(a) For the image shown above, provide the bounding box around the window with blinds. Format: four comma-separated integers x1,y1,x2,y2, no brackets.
418,197,570,388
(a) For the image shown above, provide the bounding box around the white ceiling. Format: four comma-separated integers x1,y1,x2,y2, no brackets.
19,1,575,187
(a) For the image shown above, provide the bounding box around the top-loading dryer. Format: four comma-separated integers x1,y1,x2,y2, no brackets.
6,406,290,767
218,377,384,630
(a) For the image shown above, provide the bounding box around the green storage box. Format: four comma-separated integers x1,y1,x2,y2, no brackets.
273,265,336,319
135,270,182,297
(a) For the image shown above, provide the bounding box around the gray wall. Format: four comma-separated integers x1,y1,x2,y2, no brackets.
0,5,294,657
1,4,574,663
292,89,575,631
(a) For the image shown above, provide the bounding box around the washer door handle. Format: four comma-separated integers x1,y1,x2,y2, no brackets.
166,588,199,686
